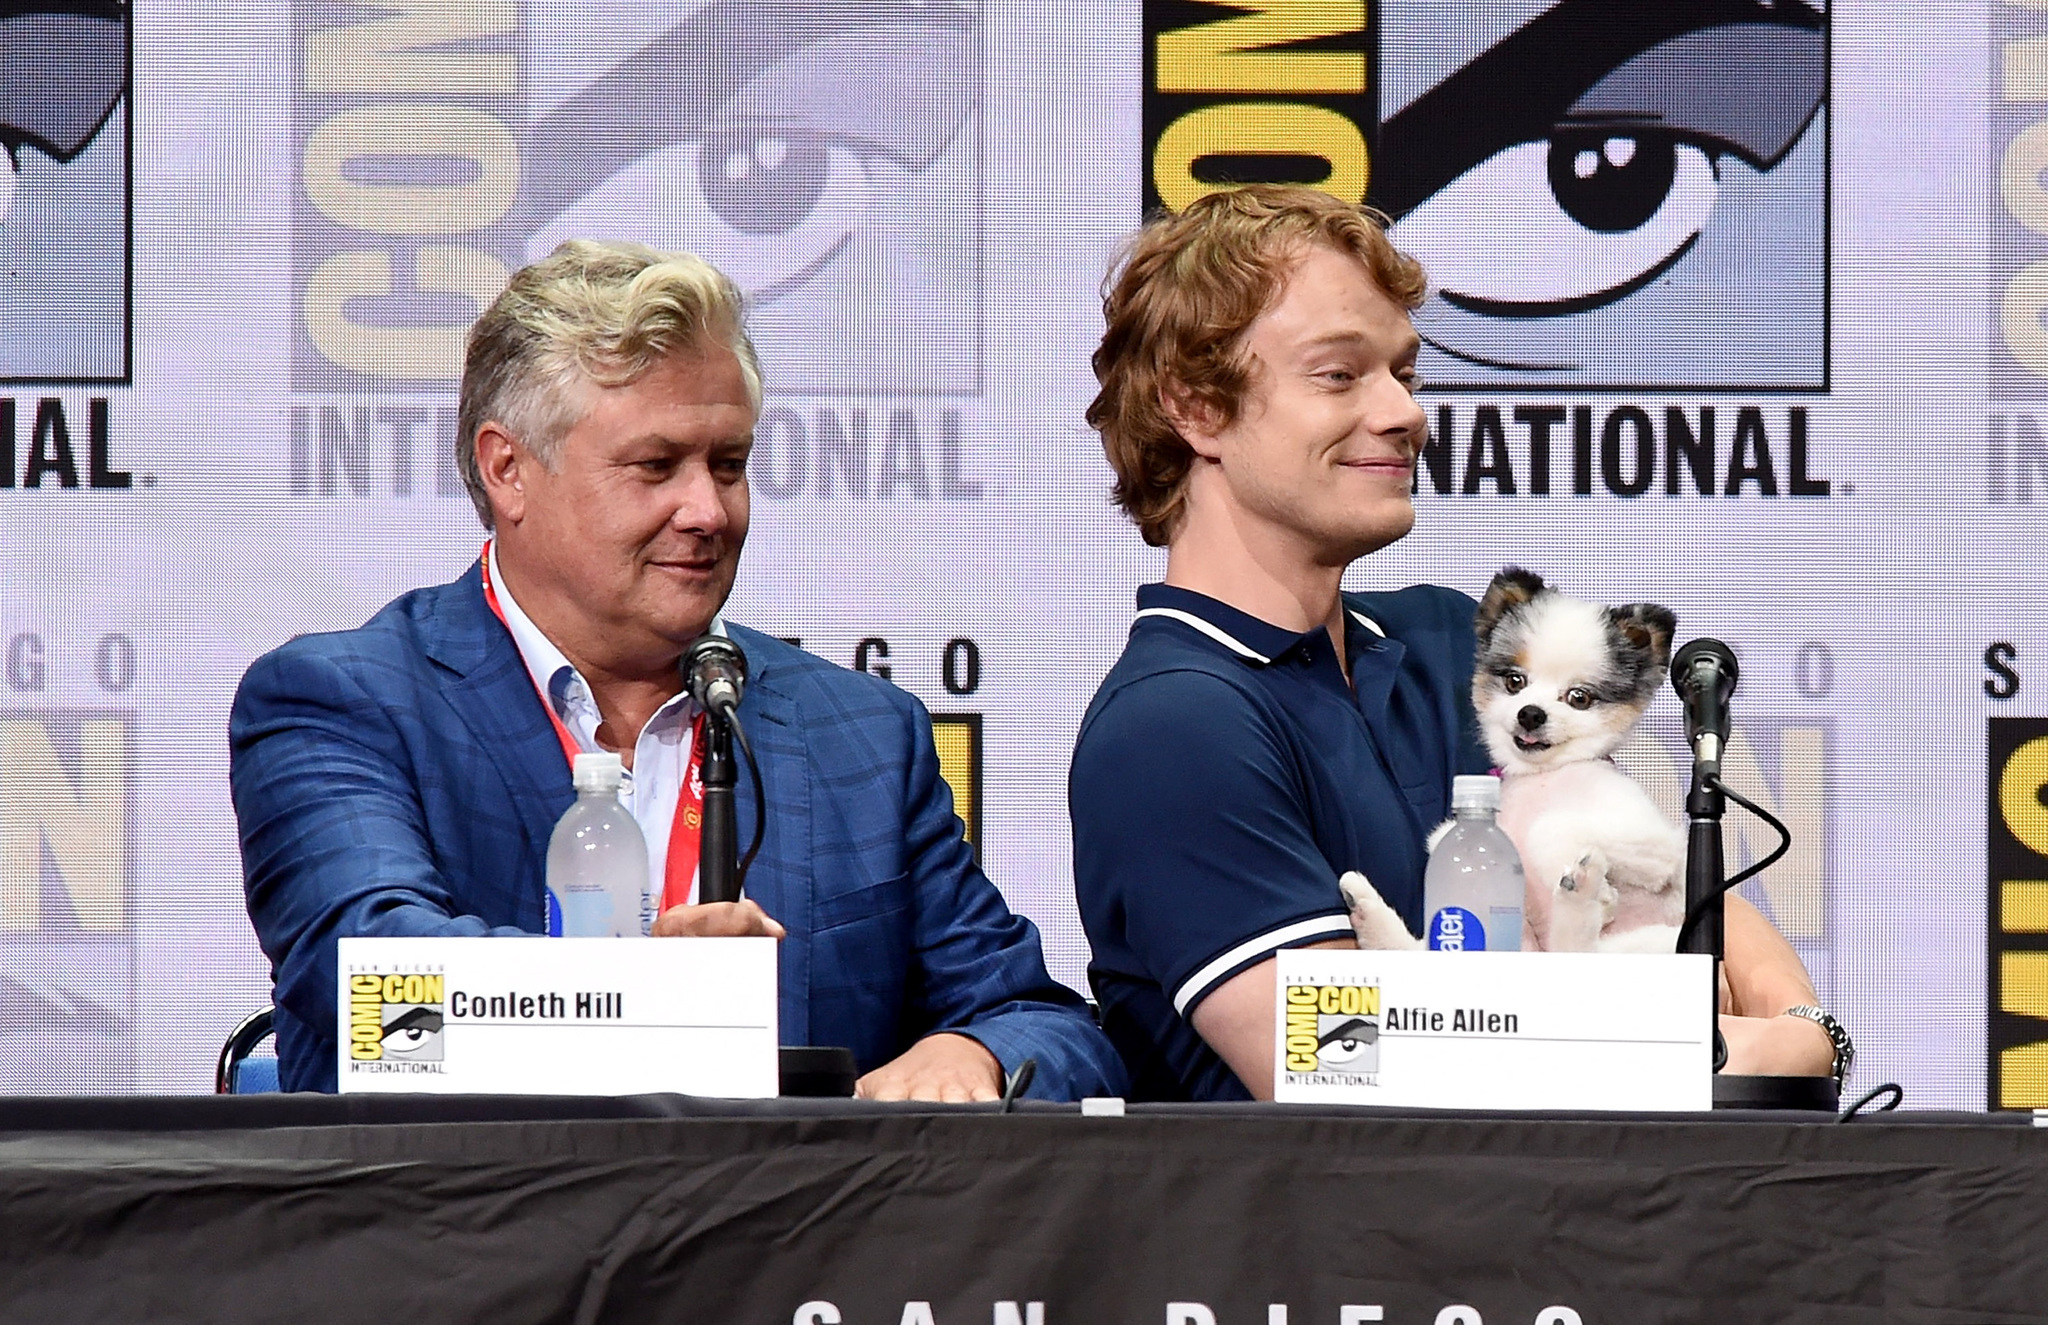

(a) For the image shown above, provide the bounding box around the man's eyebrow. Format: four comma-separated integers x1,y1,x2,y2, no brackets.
1292,331,1369,351
1290,330,1423,359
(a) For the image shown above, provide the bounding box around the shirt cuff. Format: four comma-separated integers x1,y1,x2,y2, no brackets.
1171,913,1356,1016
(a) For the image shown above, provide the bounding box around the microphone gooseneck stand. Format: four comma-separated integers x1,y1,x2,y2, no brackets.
681,633,857,1097
697,712,740,906
1680,749,1726,1062
1674,643,1836,1112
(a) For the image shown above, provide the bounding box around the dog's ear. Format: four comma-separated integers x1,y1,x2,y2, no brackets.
1607,602,1678,672
1475,566,1547,645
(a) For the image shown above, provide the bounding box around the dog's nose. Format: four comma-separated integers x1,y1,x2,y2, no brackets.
1517,705,1546,731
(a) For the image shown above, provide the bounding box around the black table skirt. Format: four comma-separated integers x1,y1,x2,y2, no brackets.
0,1095,2039,1323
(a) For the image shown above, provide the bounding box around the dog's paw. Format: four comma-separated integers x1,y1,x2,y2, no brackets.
1557,850,1617,914
1339,871,1423,950
1547,851,1617,951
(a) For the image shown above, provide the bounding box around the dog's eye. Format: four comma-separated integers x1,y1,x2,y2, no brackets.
1503,671,1527,694
1565,688,1595,710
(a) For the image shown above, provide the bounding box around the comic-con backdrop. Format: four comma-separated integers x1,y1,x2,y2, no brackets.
0,0,2030,1107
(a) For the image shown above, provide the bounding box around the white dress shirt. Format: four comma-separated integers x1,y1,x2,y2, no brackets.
488,543,710,930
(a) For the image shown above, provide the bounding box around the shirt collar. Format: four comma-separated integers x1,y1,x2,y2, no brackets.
1133,583,1384,666
486,542,725,722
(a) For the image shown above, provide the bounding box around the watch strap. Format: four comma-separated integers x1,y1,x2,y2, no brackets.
1784,1004,1854,1090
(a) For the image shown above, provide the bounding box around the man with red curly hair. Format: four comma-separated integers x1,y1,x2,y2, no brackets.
1070,186,1834,1101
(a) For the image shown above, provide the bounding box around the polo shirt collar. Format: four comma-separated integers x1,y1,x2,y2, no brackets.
1133,583,1386,667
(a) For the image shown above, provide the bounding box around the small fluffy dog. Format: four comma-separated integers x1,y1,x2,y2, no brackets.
1342,567,1685,953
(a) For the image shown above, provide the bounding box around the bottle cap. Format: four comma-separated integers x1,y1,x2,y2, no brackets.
1450,774,1501,811
572,751,625,793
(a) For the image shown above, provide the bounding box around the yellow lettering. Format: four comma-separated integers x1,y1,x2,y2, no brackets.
1153,103,1368,212
2003,261,2048,380
303,104,519,235
2004,881,2048,932
2008,38,2048,101
930,716,979,854
303,247,508,379
1723,727,1826,941
0,719,126,932
2001,736,2048,857
1619,726,1828,942
1157,0,1365,94
2001,952,2048,1107
305,0,516,95
1285,984,1317,1005
350,988,384,1061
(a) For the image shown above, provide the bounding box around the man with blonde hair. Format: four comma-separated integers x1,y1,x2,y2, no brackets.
1070,187,1834,1101
235,241,1120,1100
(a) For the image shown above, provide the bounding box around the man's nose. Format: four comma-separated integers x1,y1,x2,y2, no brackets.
1371,374,1428,447
668,463,731,533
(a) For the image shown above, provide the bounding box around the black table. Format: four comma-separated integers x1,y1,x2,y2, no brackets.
0,1095,2040,1323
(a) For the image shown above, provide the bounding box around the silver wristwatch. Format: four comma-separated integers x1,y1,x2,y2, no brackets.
1784,1005,1854,1090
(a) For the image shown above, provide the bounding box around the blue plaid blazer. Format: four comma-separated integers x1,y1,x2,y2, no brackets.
231,562,1121,1097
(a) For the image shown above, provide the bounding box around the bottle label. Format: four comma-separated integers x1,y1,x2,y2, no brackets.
544,888,563,938
1428,906,1485,952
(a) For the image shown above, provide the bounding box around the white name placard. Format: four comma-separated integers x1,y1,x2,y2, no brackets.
337,936,778,1097
1273,949,1713,1112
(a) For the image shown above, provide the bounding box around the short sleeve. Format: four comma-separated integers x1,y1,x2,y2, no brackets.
1071,668,1354,1016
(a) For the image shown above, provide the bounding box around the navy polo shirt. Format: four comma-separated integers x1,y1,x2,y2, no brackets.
1070,582,1491,1101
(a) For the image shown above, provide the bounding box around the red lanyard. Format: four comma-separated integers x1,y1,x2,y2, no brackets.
480,541,707,913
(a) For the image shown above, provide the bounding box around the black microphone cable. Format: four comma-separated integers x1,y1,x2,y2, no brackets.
1674,771,1793,955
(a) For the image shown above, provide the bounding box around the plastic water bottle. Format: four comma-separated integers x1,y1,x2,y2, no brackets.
1423,774,1524,952
545,752,648,937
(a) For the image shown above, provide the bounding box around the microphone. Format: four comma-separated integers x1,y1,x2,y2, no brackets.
1671,638,1739,777
683,635,747,719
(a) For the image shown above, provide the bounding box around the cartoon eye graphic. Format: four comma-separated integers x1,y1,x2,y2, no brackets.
530,132,875,304
1316,1017,1379,1069
0,4,129,230
1392,132,1719,318
380,1007,444,1057
523,4,977,304
384,1026,436,1054
1376,8,1825,327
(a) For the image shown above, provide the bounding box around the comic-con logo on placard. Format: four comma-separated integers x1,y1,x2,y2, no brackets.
348,971,446,1070
1143,0,1828,393
0,3,130,383
1282,980,1381,1083
293,1,980,397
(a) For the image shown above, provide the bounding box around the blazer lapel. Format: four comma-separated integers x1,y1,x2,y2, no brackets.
728,624,811,1047
423,562,574,879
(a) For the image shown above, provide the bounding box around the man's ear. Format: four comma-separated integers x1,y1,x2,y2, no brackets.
473,421,529,526
1158,381,1227,460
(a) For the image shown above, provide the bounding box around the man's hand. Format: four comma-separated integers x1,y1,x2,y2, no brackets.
855,1032,1003,1103
1719,1012,1836,1077
650,898,787,938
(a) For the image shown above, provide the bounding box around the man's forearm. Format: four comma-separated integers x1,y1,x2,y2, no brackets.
1190,938,1359,1100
